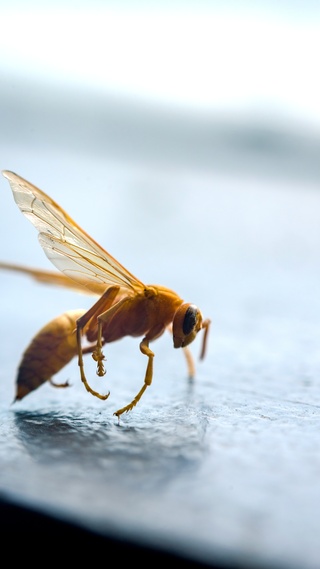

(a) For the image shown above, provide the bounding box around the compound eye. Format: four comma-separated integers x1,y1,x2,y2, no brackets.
172,303,203,348
182,305,198,335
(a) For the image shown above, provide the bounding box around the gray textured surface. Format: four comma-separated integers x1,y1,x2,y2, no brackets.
1,69,320,568
1,147,320,569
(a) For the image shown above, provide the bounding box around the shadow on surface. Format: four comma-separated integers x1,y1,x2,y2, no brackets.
12,405,210,491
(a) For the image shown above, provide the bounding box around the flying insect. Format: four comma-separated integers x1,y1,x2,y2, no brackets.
1,171,210,417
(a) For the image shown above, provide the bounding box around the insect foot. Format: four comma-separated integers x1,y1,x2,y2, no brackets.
113,383,148,418
92,347,106,377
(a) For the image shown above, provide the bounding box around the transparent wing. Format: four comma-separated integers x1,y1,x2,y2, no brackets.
2,170,146,296
0,262,96,295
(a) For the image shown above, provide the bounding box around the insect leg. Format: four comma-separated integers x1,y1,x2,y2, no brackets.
199,318,211,360
114,336,155,417
183,317,211,376
183,346,196,378
167,324,196,378
49,378,70,389
76,285,120,400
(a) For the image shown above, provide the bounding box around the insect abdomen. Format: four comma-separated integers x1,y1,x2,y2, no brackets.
15,309,86,401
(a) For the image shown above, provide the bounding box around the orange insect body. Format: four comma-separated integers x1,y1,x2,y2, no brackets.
1,170,210,417
15,309,86,401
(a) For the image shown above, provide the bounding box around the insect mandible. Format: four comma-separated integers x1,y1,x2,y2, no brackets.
1,171,210,417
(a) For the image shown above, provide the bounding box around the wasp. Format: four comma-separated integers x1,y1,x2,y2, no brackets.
1,171,210,417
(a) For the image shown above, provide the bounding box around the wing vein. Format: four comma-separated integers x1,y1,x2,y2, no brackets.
3,170,145,296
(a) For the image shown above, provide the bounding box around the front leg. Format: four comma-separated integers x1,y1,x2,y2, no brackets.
199,318,211,360
91,319,106,377
76,286,120,400
113,336,155,417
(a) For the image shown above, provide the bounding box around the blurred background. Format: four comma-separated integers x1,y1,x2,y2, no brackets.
1,2,320,569
1,0,319,182
1,0,319,330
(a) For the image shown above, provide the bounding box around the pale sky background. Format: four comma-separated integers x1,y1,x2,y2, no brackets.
0,1,319,130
